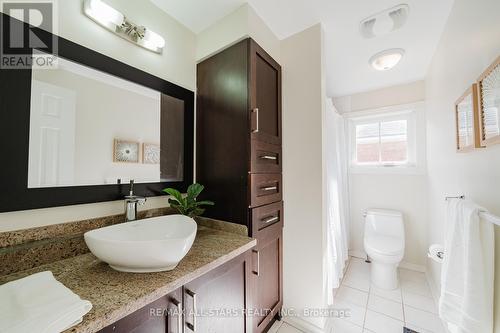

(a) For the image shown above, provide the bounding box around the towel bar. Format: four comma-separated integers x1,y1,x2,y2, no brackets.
480,212,500,226
445,195,465,201
445,195,500,226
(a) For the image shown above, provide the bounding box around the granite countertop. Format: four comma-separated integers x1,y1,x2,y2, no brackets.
0,225,256,333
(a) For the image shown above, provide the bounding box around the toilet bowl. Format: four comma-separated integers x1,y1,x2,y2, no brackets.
364,209,405,290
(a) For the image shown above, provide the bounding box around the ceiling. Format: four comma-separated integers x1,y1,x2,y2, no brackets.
149,0,247,34
150,0,455,97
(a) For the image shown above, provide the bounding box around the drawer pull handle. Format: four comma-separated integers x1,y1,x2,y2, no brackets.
262,216,279,224
252,249,260,276
261,186,277,191
171,298,182,332
260,155,277,160
252,108,259,133
185,289,197,331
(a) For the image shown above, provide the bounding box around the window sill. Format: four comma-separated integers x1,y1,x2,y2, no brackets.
349,165,426,175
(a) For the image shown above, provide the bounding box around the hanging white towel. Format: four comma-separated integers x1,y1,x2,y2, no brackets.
439,199,494,333
0,271,92,333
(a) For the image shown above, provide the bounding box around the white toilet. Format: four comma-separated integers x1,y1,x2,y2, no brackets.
364,209,405,290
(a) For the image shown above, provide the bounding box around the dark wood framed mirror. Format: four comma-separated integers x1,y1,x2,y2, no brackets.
0,13,194,213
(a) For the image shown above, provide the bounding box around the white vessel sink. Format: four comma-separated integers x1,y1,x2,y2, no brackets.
84,215,197,273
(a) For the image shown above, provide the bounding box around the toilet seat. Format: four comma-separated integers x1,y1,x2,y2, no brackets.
365,234,404,256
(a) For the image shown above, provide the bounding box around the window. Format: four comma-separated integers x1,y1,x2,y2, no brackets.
355,119,408,165
347,104,422,172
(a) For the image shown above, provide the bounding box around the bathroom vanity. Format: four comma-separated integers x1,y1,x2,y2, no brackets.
0,215,256,333
98,252,252,333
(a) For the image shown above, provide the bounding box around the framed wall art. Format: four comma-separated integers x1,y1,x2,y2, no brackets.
477,56,500,147
143,143,160,164
113,139,140,163
455,84,481,151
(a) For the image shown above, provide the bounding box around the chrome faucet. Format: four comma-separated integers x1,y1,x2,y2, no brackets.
124,180,146,222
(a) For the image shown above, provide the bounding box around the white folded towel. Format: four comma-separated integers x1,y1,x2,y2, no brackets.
0,271,92,333
439,199,494,333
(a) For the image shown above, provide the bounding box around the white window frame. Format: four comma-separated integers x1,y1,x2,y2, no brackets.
345,102,426,175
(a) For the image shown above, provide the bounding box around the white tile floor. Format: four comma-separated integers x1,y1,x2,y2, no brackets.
270,257,446,333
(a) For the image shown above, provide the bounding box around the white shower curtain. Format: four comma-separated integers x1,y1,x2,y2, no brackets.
325,99,350,304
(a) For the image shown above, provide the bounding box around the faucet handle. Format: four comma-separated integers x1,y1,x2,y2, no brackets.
129,179,134,196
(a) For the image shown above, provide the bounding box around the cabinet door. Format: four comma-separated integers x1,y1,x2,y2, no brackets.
249,40,282,146
253,222,283,333
98,288,182,333
183,253,251,333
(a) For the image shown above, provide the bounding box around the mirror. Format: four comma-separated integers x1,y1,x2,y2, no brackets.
0,16,194,213
478,56,500,146
28,54,184,188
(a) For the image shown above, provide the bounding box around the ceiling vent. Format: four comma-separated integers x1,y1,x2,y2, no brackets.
360,4,410,39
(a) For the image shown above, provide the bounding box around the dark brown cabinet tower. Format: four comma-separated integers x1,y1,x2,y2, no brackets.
197,38,283,333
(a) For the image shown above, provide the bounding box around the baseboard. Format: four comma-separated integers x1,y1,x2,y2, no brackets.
348,249,366,259
425,269,439,303
283,316,325,333
399,261,426,273
350,250,426,273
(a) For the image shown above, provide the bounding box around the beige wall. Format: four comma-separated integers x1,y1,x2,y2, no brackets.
57,0,197,90
333,80,425,113
196,3,280,62
195,4,248,61
281,24,328,331
336,82,428,267
0,0,196,232
424,0,500,330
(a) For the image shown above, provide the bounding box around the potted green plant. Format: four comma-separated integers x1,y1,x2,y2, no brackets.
162,183,214,217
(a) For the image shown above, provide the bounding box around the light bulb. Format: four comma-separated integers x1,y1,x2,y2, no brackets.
86,0,124,26
144,29,166,49
369,49,405,71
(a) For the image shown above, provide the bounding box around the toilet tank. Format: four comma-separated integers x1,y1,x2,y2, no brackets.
364,209,404,238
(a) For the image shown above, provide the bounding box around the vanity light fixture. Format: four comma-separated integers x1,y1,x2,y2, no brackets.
83,0,165,54
369,48,405,71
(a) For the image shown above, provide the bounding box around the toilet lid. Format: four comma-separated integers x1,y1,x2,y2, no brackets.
365,234,404,256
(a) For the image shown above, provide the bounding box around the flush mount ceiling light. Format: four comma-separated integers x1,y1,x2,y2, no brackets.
369,49,405,71
83,0,165,54
360,4,410,39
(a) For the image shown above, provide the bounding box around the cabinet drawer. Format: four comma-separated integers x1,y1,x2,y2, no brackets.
251,201,283,236
251,140,282,173
250,174,282,208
